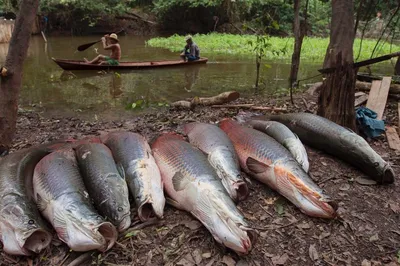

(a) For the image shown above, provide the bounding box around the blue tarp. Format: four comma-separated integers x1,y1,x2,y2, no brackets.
355,107,385,138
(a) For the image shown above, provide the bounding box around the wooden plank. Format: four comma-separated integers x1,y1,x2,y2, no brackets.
386,126,400,151
398,103,400,135
355,94,369,107
366,77,392,120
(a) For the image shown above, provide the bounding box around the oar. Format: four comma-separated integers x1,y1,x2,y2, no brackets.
76,29,125,52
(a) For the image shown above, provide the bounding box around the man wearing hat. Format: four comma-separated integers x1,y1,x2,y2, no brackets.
180,35,200,62
85,33,121,65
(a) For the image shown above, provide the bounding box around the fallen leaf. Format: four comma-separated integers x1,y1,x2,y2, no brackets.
321,161,327,166
202,252,212,259
369,233,379,242
355,177,377,185
361,259,371,266
176,254,195,266
297,222,311,230
183,220,202,230
222,255,236,266
192,249,202,265
271,254,289,265
339,183,351,191
205,259,216,266
309,244,319,261
389,203,400,214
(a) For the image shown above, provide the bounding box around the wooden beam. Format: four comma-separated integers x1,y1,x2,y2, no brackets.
386,126,400,151
355,93,369,107
398,103,400,135
366,77,391,120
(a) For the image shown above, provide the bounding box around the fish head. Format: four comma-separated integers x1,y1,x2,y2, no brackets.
0,201,52,255
108,181,132,232
275,163,337,219
57,201,117,252
341,132,394,184
207,212,253,255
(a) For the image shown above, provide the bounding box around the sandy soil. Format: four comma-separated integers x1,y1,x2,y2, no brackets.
0,93,399,266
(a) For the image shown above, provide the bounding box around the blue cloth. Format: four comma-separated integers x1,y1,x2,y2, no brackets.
355,107,385,138
184,52,199,62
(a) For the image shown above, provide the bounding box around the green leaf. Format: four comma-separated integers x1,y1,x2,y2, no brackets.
264,64,272,69
125,230,139,238
131,103,137,109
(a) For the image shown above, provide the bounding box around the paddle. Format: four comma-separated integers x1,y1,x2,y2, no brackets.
76,29,125,52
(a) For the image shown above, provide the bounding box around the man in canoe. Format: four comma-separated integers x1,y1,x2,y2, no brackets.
180,35,200,62
84,33,121,65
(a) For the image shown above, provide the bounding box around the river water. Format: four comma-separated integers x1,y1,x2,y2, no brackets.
0,35,395,119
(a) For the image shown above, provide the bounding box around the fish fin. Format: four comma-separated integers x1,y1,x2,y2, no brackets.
116,163,126,180
36,194,48,212
172,172,192,191
166,197,184,210
246,157,271,174
53,209,69,242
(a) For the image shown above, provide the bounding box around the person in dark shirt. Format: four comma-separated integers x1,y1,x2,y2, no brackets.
180,35,200,62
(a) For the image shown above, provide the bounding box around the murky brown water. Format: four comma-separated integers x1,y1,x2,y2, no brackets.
0,35,395,119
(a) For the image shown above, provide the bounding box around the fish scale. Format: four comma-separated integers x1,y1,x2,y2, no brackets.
101,132,165,222
220,119,337,219
33,148,118,252
260,112,395,184
184,122,248,202
152,133,253,255
0,144,59,256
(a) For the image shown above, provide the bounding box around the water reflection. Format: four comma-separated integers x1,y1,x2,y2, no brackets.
13,35,396,117
183,65,201,92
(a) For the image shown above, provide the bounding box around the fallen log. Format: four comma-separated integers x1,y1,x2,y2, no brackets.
211,104,287,111
171,91,240,109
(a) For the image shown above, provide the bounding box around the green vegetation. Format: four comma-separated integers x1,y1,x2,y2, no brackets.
147,33,400,62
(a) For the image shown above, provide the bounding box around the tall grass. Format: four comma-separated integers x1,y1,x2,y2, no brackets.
147,33,399,62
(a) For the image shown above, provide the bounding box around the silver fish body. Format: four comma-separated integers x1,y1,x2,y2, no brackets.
75,143,131,232
33,148,117,252
248,120,309,172
183,122,248,202
220,119,337,219
0,144,62,255
152,133,253,255
102,132,165,221
258,113,395,184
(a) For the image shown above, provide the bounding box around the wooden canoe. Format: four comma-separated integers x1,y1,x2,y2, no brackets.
52,57,208,71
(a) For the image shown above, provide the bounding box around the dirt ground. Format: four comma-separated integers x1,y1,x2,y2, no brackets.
0,92,399,266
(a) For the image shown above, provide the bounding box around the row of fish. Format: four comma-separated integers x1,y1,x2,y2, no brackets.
0,112,394,257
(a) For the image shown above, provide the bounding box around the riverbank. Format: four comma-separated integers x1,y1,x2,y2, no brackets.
147,33,400,61
2,91,400,266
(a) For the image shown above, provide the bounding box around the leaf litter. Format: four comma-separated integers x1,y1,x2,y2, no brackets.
2,92,400,265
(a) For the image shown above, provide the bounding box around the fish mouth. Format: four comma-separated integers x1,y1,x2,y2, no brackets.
138,197,164,222
23,229,52,254
96,222,118,252
381,164,395,184
233,181,249,202
0,222,52,256
117,214,132,232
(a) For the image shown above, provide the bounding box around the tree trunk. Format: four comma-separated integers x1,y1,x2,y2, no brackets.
0,0,39,153
255,55,261,89
317,0,356,130
289,0,306,103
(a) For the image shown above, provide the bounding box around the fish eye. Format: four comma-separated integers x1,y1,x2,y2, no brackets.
374,162,379,167
28,220,35,225
118,207,123,212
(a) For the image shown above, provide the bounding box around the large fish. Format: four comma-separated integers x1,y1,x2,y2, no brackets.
247,120,309,172
152,133,253,255
33,148,118,252
255,112,395,184
220,119,337,219
75,143,131,232
102,132,165,221
183,122,248,202
0,143,67,255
